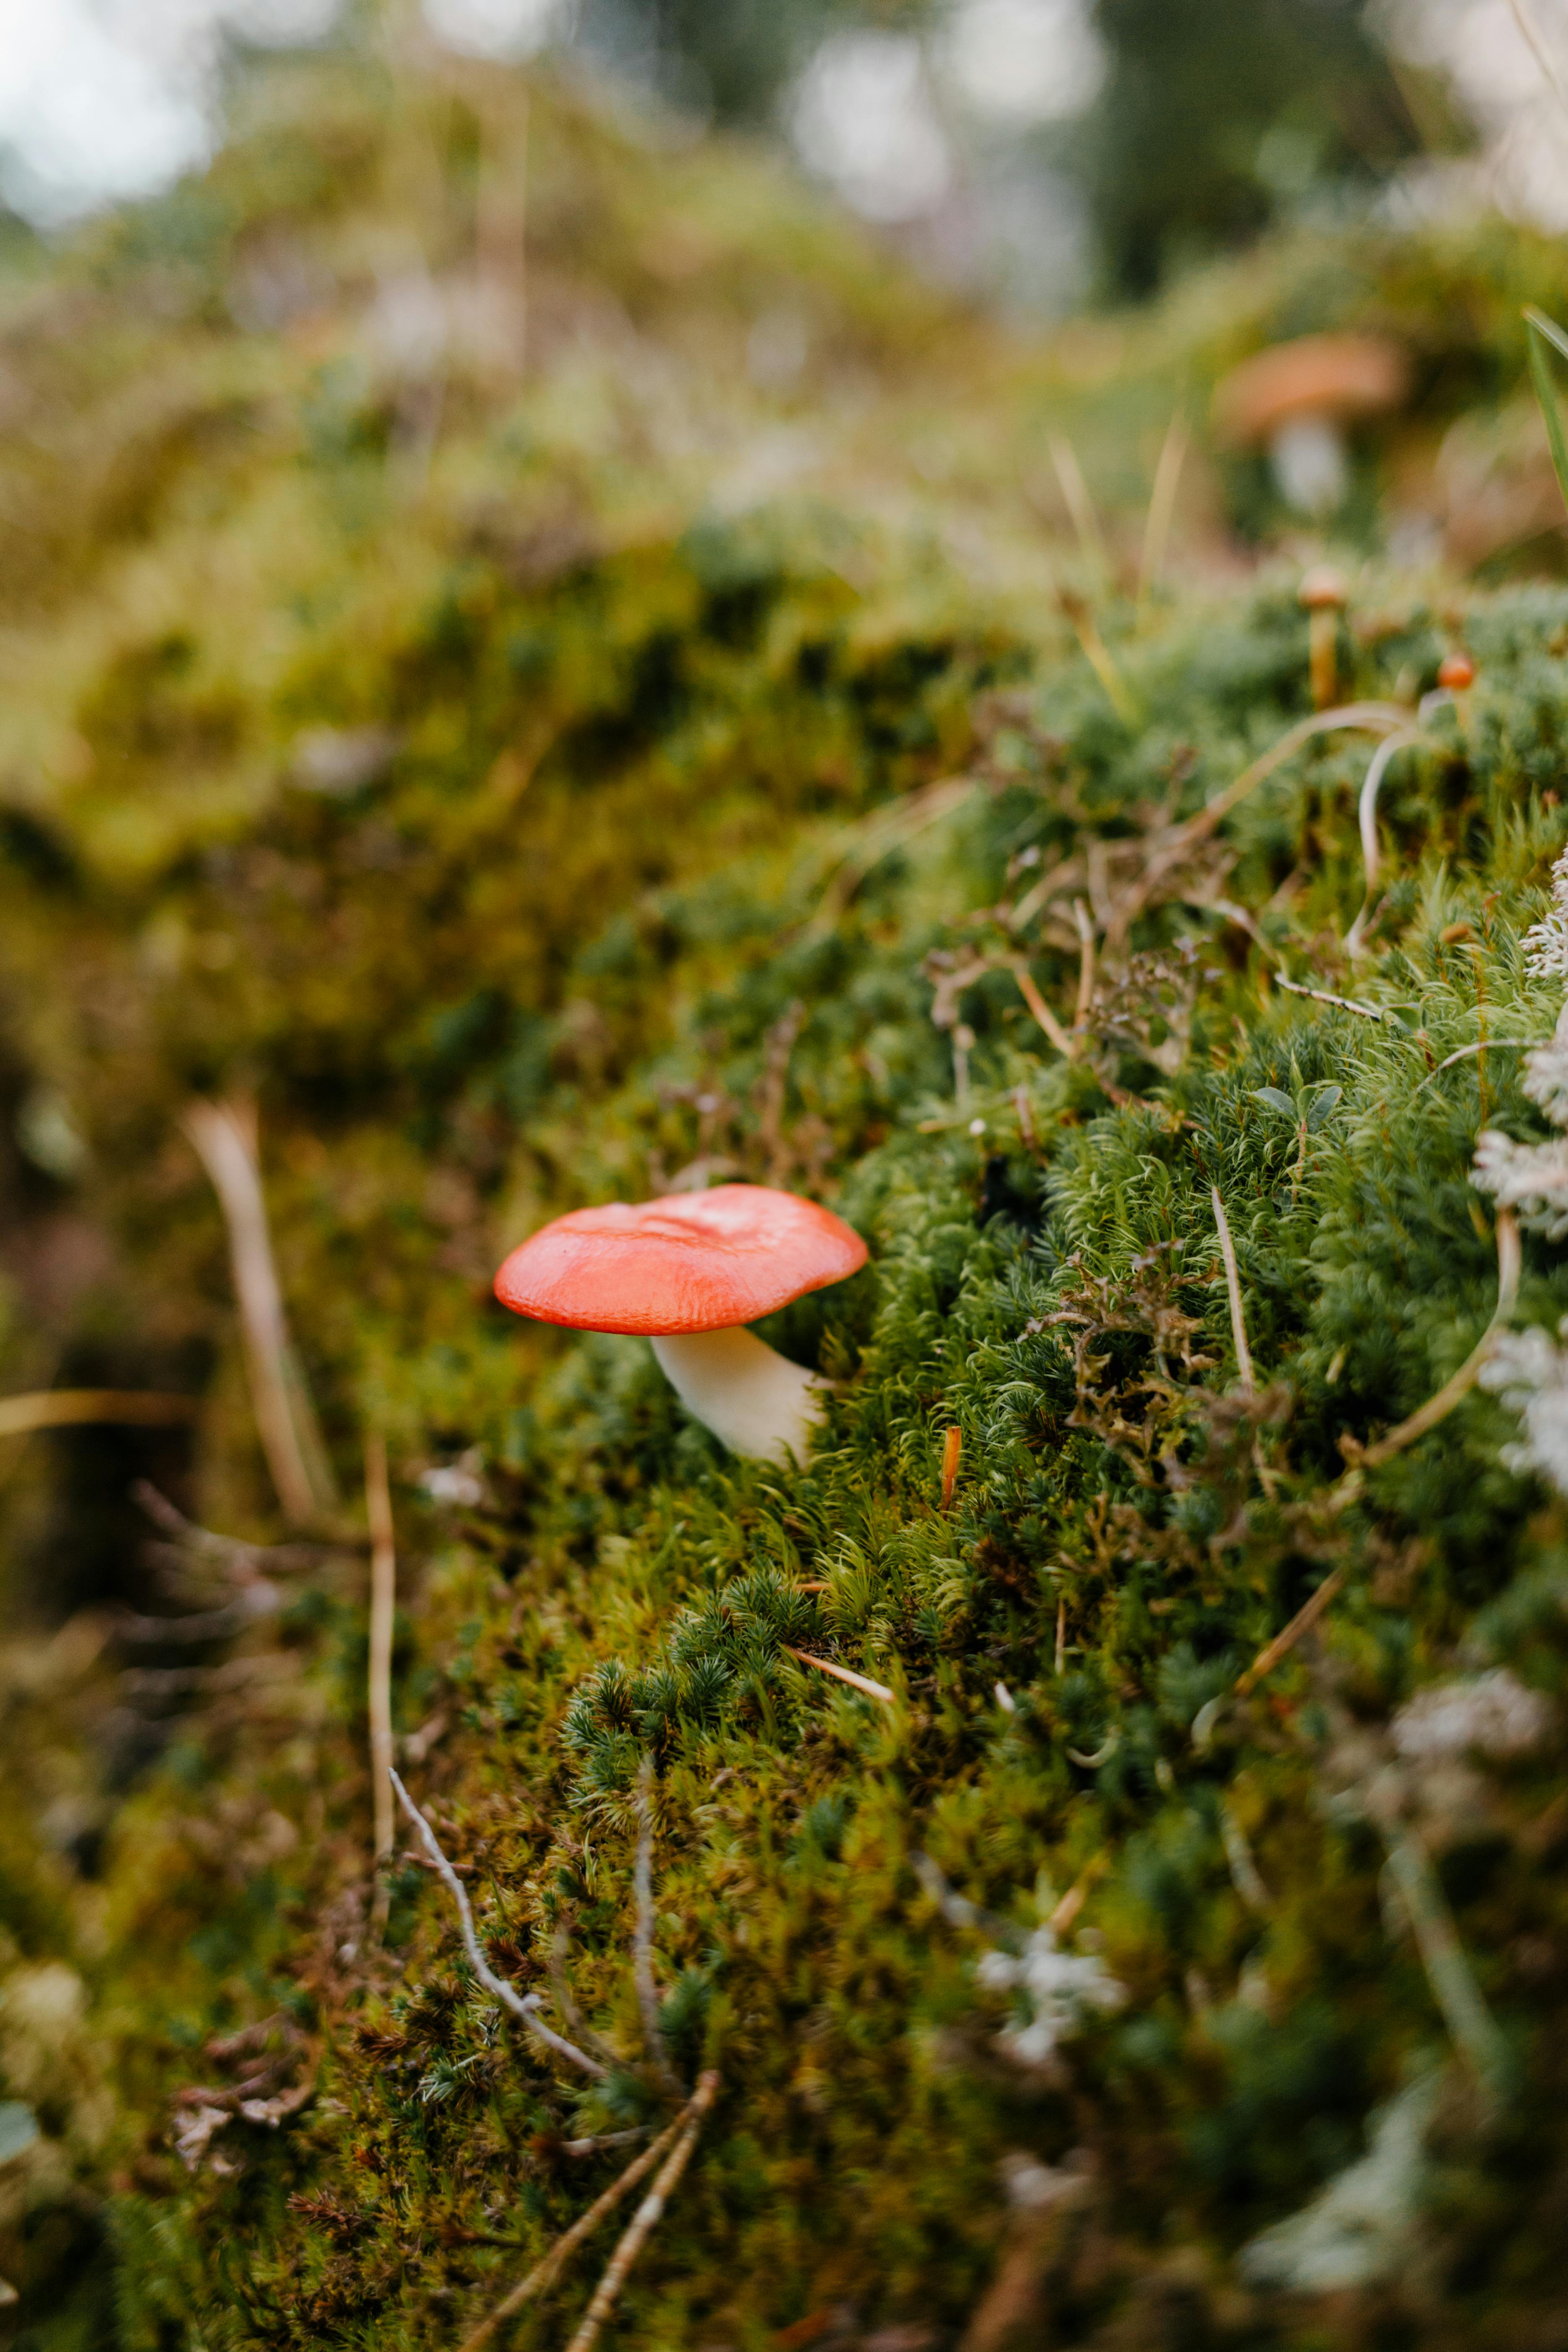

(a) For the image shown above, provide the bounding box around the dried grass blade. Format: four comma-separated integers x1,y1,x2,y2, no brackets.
181,1098,337,1525
454,2116,685,2352
562,2072,721,2352
782,1646,895,1706
0,1390,196,1439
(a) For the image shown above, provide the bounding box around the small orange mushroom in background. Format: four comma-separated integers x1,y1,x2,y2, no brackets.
1437,651,1475,692
495,1185,866,1464
1215,332,1408,517
1299,564,1349,709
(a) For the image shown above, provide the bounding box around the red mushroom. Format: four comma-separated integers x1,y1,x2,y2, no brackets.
494,1185,867,1464
1214,333,1408,517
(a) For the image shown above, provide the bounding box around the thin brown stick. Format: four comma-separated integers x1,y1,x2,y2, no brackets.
1233,1563,1348,1699
388,1770,607,2078
1047,432,1108,575
454,2116,685,2352
181,1099,337,1525
634,1763,681,2094
782,1647,895,1706
1072,897,1096,1028
0,1390,197,1439
1011,963,1076,1057
1136,410,1188,613
941,1426,962,1511
1210,1187,1254,1391
1181,703,1409,848
1274,974,1390,1021
365,1434,396,1925
1055,1598,1066,1676
562,2072,721,2352
1356,1207,1519,1468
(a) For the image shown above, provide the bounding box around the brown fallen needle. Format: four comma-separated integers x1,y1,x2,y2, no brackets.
562,2071,721,2352
941,1424,962,1511
781,1646,895,1706
365,1432,396,1929
181,1095,338,1527
454,2115,686,2352
0,1390,196,1439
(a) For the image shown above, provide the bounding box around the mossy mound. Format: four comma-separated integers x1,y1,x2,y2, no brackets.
5,39,1568,2352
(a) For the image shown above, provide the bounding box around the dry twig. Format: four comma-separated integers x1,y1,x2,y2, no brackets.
388,1770,607,2078
782,1646,896,1705
1210,1187,1254,1392
562,2072,721,2352
454,2117,685,2352
365,1433,396,1924
634,1762,681,2094
941,1425,963,1511
181,1097,338,1525
0,1390,196,1439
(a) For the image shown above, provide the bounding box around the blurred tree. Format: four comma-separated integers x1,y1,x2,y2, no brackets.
1079,0,1458,295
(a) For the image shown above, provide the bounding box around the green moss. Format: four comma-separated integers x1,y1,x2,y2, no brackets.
6,37,1568,2352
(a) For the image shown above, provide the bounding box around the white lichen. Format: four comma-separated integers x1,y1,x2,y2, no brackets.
1391,1668,1553,1763
1521,1033,1568,1124
1522,848,1568,981
1238,2073,1439,2293
1478,1320,1568,1495
975,1929,1125,2066
1471,1128,1568,1240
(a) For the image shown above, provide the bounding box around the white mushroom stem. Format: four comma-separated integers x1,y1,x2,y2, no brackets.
1268,413,1348,516
649,1328,825,1464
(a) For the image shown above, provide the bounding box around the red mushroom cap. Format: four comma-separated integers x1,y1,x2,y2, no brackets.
1437,651,1476,691
1214,333,1408,446
494,1185,868,1336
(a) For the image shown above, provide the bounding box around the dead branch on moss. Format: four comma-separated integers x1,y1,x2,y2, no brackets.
0,1390,197,1439
389,1769,608,2079
365,1432,397,1923
181,1095,338,1527
782,1645,896,1705
634,1761,682,2095
1210,1188,1254,1393
454,2117,686,2352
562,2072,721,2352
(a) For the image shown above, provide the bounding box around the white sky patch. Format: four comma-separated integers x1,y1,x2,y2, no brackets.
789,32,952,224
421,0,574,64
0,0,338,226
941,0,1106,126
1386,0,1568,228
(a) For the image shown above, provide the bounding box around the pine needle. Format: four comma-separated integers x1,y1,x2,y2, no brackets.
453,2115,685,2352
1210,1187,1254,1391
562,2071,721,2352
365,1432,396,1928
388,1770,607,2078
940,1425,962,1511
782,1647,895,1705
0,1391,196,1439
1136,410,1188,615
634,1762,681,2094
1525,307,1568,522
181,1097,338,1527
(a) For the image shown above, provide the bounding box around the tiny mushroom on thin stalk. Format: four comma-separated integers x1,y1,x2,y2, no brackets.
494,1185,867,1465
1299,565,1348,711
1437,648,1476,729
1214,331,1408,517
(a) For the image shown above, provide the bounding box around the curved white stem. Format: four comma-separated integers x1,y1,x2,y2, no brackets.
650,1328,826,1464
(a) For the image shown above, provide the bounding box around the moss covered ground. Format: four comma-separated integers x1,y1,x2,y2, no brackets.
5,38,1568,2352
